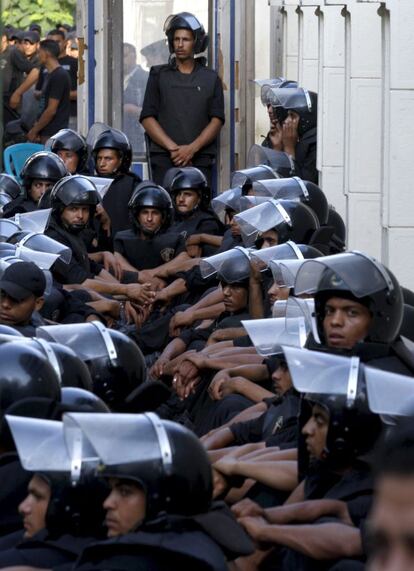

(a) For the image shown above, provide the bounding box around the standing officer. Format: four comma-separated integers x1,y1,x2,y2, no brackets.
140,12,225,187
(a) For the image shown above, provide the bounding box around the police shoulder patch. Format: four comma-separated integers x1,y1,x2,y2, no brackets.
272,416,284,434
160,247,175,262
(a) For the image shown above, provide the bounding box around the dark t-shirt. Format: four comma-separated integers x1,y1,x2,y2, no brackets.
140,61,225,156
36,55,77,116
37,66,71,136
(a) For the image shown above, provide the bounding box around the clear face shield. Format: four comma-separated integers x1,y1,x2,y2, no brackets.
294,251,393,298
12,209,52,234
364,366,414,424
250,241,304,272
246,145,295,176
281,346,361,407
211,187,242,224
84,176,114,200
252,177,308,201
63,412,173,476
13,232,72,265
231,165,278,190
199,246,251,279
235,199,291,247
37,322,118,366
0,219,21,241
6,415,99,484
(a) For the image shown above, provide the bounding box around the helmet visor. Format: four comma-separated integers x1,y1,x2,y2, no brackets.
0,219,21,240
246,145,294,173
37,322,117,363
239,196,272,211
64,412,166,467
270,258,306,288
15,244,60,270
250,241,303,271
253,177,307,200
85,176,114,199
211,187,242,223
294,252,393,298
365,366,414,418
242,315,309,356
268,87,312,111
200,246,250,279
0,194,12,210
282,346,360,399
231,165,276,189
235,200,291,247
164,13,201,33
272,299,288,318
15,232,72,265
6,416,72,472
13,209,52,234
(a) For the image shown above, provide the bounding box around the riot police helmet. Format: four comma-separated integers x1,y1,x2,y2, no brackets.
46,129,88,173
164,12,208,55
20,151,69,192
128,181,174,235
92,129,132,174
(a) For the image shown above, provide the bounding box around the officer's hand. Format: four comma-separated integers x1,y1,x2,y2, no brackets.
150,356,169,379
282,112,299,155
269,120,284,151
213,455,238,477
171,144,196,166
212,467,229,499
102,251,123,281
27,128,40,143
231,498,265,520
169,310,194,337
208,371,231,400
125,283,156,305
9,91,21,110
238,516,270,545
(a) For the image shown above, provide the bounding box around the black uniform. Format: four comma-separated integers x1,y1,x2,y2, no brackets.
140,60,225,186
0,453,30,537
293,126,318,184
170,209,224,257
46,218,103,285
2,196,37,217
230,390,300,447
72,504,253,571
114,228,186,271
101,172,142,237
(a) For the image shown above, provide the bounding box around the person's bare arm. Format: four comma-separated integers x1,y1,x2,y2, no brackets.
207,326,248,345
27,97,60,141
265,499,353,526
150,252,198,280
9,67,40,108
79,278,155,305
249,265,265,319
114,252,139,273
214,457,298,491
240,519,362,561
141,116,177,152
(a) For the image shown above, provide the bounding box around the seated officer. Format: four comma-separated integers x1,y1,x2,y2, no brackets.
165,166,224,256
3,151,69,217
46,175,155,306
46,128,89,174
92,128,142,236
64,412,253,570
0,261,46,335
233,371,383,571
366,419,414,571
114,181,196,283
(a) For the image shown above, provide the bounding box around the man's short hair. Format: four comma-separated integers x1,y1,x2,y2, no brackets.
39,39,60,59
47,28,66,40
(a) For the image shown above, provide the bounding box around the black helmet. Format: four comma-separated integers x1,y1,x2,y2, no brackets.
50,175,100,233
128,181,174,235
235,198,319,247
283,346,382,469
45,471,108,539
68,413,213,521
92,129,132,174
166,166,210,210
0,337,93,391
323,205,346,254
6,414,107,539
164,12,208,55
60,387,110,413
37,322,147,411
216,248,251,287
0,174,21,200
0,342,61,419
46,129,88,173
294,252,404,345
20,151,69,191
269,88,317,137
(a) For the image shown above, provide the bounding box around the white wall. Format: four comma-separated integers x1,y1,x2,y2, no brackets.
269,0,414,289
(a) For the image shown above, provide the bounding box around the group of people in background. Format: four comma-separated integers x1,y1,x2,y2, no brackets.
0,10,411,571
